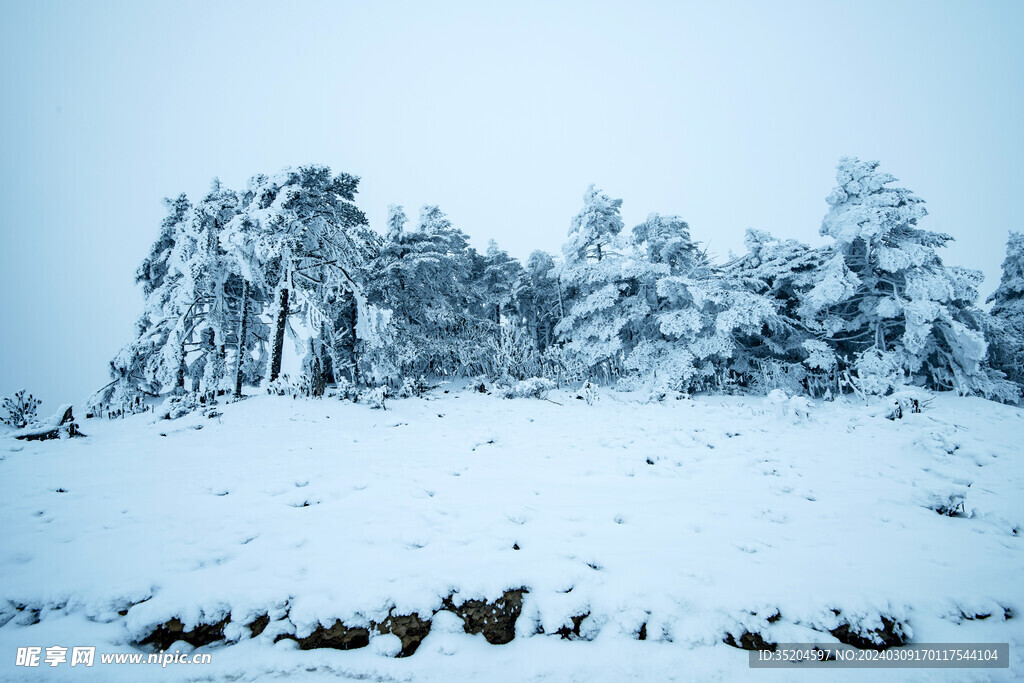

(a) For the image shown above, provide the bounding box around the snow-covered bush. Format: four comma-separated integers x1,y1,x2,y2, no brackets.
764,389,790,417
540,346,589,388
499,377,556,399
751,359,808,398
1,390,42,429
577,381,599,405
360,386,387,409
487,321,540,383
788,395,813,422
331,377,359,402
157,392,200,420
845,348,906,398
884,391,927,420
764,389,813,421
397,375,432,398
266,374,304,398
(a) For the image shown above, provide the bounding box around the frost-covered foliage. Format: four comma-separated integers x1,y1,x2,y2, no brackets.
360,386,387,409
397,375,432,398
499,377,556,399
1,391,42,429
987,232,1024,385
806,158,1016,400
157,392,201,420
577,381,599,405
96,158,1022,405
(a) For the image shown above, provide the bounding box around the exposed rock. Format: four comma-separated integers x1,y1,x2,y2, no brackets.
830,616,906,651
140,617,228,650
284,620,370,650
724,630,776,651
248,614,270,638
555,612,590,640
446,588,526,645
375,613,431,657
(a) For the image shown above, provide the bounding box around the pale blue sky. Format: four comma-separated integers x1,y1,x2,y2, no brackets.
2,0,1022,410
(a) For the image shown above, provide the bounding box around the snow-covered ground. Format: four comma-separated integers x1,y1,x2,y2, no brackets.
1,386,1022,681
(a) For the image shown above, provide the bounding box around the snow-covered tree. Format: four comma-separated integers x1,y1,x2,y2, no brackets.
479,239,525,325
807,157,1015,398
987,232,1024,385
563,184,624,264
222,166,373,386
555,185,650,379
523,250,562,353
93,192,204,410
724,229,836,394
367,204,485,378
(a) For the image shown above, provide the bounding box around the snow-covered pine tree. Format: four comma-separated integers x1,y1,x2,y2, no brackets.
92,192,204,411
555,186,661,382
807,157,1016,399
224,166,372,387
622,214,779,393
987,232,1024,386
723,229,835,394
523,250,562,353
369,204,482,378
480,239,525,326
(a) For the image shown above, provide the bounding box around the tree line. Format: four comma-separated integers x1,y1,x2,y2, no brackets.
89,157,1024,412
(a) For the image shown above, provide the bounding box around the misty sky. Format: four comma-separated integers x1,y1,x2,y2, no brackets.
1,0,1022,411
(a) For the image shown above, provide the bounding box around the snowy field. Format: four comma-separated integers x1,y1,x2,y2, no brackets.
1,386,1022,681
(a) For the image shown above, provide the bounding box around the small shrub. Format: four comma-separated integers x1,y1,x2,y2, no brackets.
266,374,304,397
397,376,432,398
360,386,387,410
158,393,200,420
2,391,42,429
331,377,359,402
499,377,556,399
577,381,599,405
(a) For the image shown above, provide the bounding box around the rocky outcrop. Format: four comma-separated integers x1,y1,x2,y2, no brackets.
375,613,432,657
830,616,907,651
282,620,370,650
446,589,526,645
139,617,228,650
723,630,776,651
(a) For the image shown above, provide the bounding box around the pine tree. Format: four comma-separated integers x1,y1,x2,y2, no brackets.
524,250,561,353
480,239,525,325
808,157,1014,398
987,232,1024,385
555,186,657,380
227,166,371,385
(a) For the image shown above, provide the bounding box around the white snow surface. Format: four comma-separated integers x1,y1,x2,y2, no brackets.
1,387,1022,681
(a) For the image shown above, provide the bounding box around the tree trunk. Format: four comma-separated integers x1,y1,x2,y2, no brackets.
494,303,501,326
177,338,187,393
338,290,358,383
269,286,289,382
234,279,250,397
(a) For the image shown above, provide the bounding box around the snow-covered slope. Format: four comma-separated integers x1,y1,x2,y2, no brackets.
1,387,1022,681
